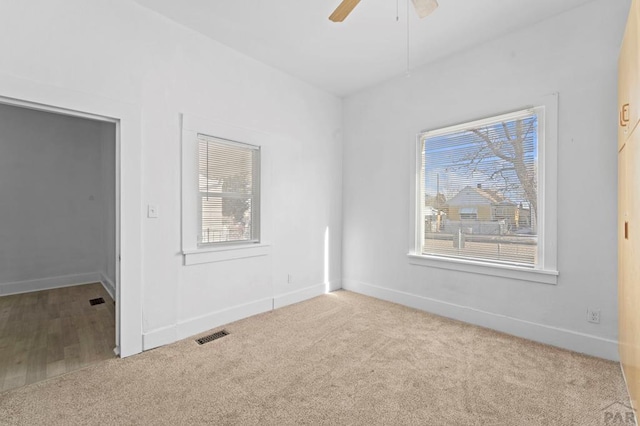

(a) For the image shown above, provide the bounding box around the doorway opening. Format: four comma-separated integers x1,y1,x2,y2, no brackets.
0,101,120,391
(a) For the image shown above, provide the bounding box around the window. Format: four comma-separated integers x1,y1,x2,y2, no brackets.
414,100,558,278
198,134,260,246
181,115,269,266
459,208,478,221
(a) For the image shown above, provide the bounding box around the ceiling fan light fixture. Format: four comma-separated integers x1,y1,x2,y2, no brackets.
329,0,361,22
411,0,439,19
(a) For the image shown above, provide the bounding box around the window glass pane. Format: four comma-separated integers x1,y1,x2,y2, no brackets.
201,196,253,244
198,139,254,195
198,134,259,245
421,111,538,267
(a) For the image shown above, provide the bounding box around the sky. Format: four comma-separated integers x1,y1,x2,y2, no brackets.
422,115,538,207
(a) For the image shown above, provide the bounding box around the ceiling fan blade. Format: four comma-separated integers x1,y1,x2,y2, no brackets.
329,0,361,22
411,0,439,19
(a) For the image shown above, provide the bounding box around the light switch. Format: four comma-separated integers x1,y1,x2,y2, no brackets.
147,204,159,218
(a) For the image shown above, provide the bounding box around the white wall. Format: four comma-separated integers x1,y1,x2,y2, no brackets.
0,0,623,361
0,0,343,349
342,0,629,360
0,103,116,295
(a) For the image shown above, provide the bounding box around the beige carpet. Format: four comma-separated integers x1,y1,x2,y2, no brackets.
0,291,630,425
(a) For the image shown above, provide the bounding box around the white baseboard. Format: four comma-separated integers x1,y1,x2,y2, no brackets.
143,325,178,351
0,272,103,296
343,279,619,361
143,297,273,351
143,282,335,351
274,283,326,309
99,273,116,301
177,297,273,343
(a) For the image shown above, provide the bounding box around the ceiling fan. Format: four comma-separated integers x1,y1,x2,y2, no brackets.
329,0,438,22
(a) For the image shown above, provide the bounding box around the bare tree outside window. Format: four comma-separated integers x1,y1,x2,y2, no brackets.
466,117,537,220
222,173,251,223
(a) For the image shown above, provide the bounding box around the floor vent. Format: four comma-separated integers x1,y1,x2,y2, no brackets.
89,297,105,306
196,330,229,345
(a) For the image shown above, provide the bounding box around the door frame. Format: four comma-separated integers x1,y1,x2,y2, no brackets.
0,73,143,357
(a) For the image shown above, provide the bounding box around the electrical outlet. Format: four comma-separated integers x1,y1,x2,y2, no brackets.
587,309,601,324
147,204,159,218
287,274,293,284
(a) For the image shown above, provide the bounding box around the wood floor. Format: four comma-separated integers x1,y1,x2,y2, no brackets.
0,283,115,392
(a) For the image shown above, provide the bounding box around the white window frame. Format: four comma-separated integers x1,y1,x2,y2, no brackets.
408,94,559,285
181,114,270,266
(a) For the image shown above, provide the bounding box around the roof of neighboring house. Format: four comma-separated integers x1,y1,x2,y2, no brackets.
447,186,514,206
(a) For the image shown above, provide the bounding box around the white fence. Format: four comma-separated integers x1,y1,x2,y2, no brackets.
443,220,506,235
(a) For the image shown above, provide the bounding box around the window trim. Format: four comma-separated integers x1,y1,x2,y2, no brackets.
196,133,261,247
181,114,270,265
408,93,559,284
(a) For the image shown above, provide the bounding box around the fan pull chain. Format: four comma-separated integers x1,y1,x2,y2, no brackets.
406,0,411,76
396,0,399,21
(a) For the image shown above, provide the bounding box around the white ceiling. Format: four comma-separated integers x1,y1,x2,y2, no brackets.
134,0,597,97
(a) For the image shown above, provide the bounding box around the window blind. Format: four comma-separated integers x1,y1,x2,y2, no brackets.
419,109,538,267
198,134,260,245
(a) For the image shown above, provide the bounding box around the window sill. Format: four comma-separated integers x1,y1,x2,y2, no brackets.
407,253,558,285
183,243,271,266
